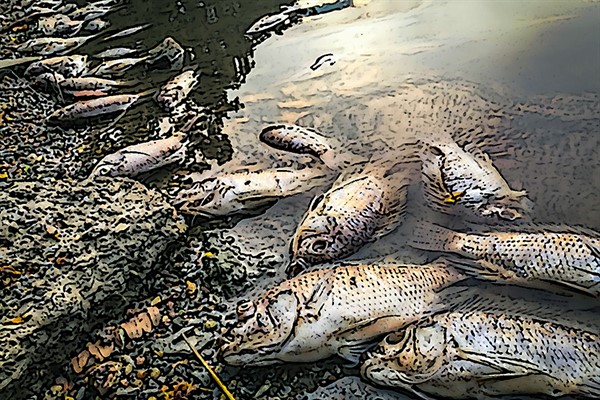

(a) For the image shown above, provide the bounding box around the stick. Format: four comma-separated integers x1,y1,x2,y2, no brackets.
182,333,236,400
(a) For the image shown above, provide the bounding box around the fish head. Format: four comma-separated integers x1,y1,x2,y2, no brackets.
177,179,236,216
89,154,126,178
289,195,346,269
219,289,299,366
361,323,447,387
67,55,89,77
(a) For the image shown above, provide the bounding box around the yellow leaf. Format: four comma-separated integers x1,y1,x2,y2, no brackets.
7,315,24,324
204,251,214,258
0,173,7,179
186,280,197,295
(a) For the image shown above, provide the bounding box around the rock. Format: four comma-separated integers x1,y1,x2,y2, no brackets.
299,376,412,400
0,178,185,399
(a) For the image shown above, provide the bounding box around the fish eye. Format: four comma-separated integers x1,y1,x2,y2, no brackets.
236,301,255,321
94,165,112,177
310,194,324,211
199,192,216,206
310,239,329,253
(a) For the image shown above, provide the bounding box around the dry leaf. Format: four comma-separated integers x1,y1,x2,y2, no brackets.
71,350,90,374
146,306,161,326
1,265,22,276
185,280,197,295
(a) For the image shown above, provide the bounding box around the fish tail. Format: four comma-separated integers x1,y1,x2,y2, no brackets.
581,377,600,398
409,222,462,253
137,88,158,98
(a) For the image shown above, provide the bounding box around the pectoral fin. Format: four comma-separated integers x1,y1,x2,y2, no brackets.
337,341,377,365
456,348,546,378
299,271,335,323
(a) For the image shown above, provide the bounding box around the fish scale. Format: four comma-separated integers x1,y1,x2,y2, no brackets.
362,310,600,399
220,262,465,366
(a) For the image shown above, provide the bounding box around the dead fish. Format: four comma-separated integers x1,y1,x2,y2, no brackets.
175,167,334,217
83,17,110,32
101,23,151,41
288,161,411,275
220,260,466,366
259,123,362,170
410,222,600,296
95,46,140,59
421,137,529,221
90,133,187,178
24,54,88,78
155,69,201,112
59,76,138,95
146,36,185,70
1,3,77,31
246,6,298,34
36,14,84,36
15,32,101,55
362,309,600,399
0,56,43,70
84,55,149,77
69,4,123,22
46,88,154,123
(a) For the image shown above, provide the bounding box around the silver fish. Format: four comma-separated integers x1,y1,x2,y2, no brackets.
220,261,466,366
15,33,100,55
421,138,529,221
288,160,410,275
175,166,333,217
259,124,362,170
362,310,600,399
95,46,140,59
46,89,153,123
155,70,201,112
90,133,187,178
24,54,88,78
410,222,600,296
101,23,151,41
84,55,149,77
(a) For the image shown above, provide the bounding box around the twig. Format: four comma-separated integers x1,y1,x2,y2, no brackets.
182,333,236,400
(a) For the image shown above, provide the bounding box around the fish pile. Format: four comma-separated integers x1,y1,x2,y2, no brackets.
212,120,599,399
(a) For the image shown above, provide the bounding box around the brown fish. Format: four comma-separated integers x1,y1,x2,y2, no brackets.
362,309,600,399
36,14,84,36
59,76,138,95
24,55,88,78
410,222,600,296
15,33,101,55
220,260,466,366
84,56,149,77
287,160,411,275
155,69,201,112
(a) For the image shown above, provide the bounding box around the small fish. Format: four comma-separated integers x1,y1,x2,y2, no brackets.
1,3,76,31
24,54,88,78
90,133,187,178
0,56,43,70
155,69,201,112
175,167,333,217
246,6,298,34
102,23,151,41
46,89,154,123
58,76,138,95
36,14,84,36
83,18,110,32
84,55,149,77
288,160,411,275
259,124,361,170
95,46,140,59
15,32,100,55
220,261,466,366
362,310,600,399
69,4,123,22
420,137,529,221
410,222,600,296
146,36,185,69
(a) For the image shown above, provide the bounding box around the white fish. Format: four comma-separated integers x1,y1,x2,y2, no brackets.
175,166,334,217
155,69,201,112
246,6,298,34
220,261,466,366
362,309,600,399
90,133,188,178
24,55,88,78
15,32,101,55
84,56,149,77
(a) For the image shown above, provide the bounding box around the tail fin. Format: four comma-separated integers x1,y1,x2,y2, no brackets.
408,222,462,253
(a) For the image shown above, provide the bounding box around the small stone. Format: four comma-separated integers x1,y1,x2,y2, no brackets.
150,368,161,379
204,319,217,330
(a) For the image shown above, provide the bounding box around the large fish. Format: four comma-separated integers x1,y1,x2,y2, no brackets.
420,136,529,221
362,309,600,399
15,32,101,55
175,166,334,217
84,55,150,77
220,261,466,366
58,76,138,96
259,124,363,170
36,14,84,36
410,223,600,296
287,160,411,275
90,133,187,178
